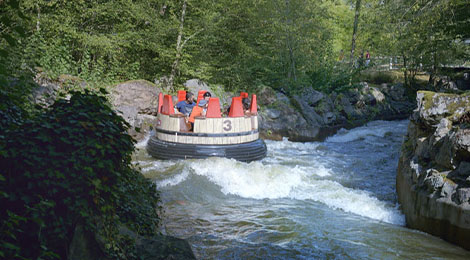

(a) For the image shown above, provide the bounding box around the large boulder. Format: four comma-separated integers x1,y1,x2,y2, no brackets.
183,79,233,108
397,90,470,250
257,86,309,140
293,88,326,126
110,80,162,141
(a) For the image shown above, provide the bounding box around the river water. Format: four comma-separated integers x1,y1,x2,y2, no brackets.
133,120,470,259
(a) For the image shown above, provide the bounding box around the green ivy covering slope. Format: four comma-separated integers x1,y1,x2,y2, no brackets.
0,89,161,259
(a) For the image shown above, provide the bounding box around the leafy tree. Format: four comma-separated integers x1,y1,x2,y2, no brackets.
367,0,470,85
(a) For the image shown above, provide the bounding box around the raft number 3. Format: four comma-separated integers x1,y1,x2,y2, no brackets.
223,120,232,131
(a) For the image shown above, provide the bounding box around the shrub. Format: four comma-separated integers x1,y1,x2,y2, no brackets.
0,89,161,259
359,71,401,84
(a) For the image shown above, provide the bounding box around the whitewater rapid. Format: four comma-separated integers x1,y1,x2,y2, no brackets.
133,120,470,259
137,121,407,225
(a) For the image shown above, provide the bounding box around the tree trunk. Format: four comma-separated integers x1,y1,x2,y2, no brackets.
36,4,40,32
428,50,437,85
284,0,296,83
350,0,362,63
168,0,187,92
403,54,408,87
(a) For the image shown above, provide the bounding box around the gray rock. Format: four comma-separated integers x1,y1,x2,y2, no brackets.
423,169,444,192
434,118,452,142
276,92,290,104
415,137,430,159
293,94,324,125
31,81,60,106
68,224,196,260
440,181,456,198
136,235,196,260
265,108,281,120
301,88,324,106
112,80,161,113
335,94,356,119
454,128,470,154
68,224,107,260
370,87,385,103
416,91,470,127
110,80,162,141
389,83,406,101
322,112,336,124
116,105,139,127
184,78,209,92
457,161,470,177
258,85,277,106
410,156,423,183
456,188,470,204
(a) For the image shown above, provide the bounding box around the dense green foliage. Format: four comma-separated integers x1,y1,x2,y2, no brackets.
2,0,469,93
0,89,161,259
0,0,356,93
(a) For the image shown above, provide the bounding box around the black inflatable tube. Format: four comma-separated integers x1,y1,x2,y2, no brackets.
147,137,267,162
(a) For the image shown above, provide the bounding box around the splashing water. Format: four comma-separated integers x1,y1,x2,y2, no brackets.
134,120,470,259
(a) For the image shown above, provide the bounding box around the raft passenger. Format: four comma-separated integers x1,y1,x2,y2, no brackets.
176,92,195,116
188,99,208,131
203,91,212,101
242,98,250,115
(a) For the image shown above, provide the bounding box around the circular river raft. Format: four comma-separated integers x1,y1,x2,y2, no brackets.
147,92,267,162
147,113,267,162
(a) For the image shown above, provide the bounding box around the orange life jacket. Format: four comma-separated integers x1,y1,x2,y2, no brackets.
189,106,203,123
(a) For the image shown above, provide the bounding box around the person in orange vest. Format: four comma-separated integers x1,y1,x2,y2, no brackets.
188,99,208,131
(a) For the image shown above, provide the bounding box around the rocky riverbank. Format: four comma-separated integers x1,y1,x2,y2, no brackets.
32,72,415,142
257,82,414,141
108,79,415,142
397,91,470,250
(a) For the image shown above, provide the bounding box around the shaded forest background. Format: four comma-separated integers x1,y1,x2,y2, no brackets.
2,0,469,95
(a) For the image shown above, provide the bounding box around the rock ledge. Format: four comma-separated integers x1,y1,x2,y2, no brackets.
397,90,470,250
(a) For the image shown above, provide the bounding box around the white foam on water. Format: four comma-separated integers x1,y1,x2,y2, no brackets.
187,157,404,225
265,137,319,151
138,158,180,173
291,180,405,225
156,170,190,188
135,130,154,148
326,120,407,143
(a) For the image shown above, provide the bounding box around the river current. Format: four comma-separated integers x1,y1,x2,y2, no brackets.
133,120,470,259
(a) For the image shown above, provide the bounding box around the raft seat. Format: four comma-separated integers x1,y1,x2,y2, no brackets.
206,98,221,118
158,92,163,113
250,94,257,114
228,97,244,117
161,94,174,115
196,90,207,105
177,90,186,102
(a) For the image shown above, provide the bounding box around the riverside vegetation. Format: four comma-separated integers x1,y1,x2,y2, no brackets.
1,0,470,258
0,87,164,258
